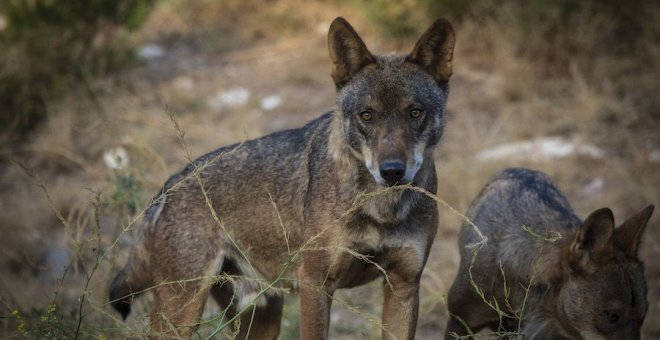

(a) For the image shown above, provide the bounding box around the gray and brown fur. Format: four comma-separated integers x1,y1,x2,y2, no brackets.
110,17,455,339
445,168,653,339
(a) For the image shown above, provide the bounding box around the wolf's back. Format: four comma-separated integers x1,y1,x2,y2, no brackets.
462,167,581,247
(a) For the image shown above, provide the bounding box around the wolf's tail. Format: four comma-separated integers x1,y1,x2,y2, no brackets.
109,247,151,320
110,185,166,319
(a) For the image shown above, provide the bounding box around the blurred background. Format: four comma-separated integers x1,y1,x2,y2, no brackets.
0,0,658,338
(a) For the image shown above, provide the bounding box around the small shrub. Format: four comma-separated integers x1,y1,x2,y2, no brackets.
0,0,155,145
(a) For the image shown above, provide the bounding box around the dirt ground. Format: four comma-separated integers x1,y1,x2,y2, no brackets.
1,1,659,338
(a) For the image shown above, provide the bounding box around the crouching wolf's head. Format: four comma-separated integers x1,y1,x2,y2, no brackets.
329,17,454,186
445,168,654,340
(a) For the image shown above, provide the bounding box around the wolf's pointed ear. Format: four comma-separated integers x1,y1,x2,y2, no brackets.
328,17,375,89
570,208,615,268
407,18,455,83
614,205,654,258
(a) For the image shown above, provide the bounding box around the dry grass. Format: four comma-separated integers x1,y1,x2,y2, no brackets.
1,0,659,338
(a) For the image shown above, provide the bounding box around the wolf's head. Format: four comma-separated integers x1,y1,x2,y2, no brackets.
328,17,454,187
535,205,654,339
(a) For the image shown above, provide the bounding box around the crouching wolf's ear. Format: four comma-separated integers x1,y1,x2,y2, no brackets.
328,17,376,89
570,208,615,270
614,204,654,258
407,18,455,83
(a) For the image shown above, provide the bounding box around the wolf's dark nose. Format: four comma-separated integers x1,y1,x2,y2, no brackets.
379,160,406,185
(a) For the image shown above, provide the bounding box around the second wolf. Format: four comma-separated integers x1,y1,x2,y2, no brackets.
446,168,653,339
110,17,455,339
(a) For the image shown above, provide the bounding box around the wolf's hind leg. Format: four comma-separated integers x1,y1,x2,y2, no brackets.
148,245,225,339
149,280,211,339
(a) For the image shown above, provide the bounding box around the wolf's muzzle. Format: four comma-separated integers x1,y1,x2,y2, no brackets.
379,160,406,186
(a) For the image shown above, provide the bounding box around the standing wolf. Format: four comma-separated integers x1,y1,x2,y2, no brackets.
445,168,653,339
110,17,455,339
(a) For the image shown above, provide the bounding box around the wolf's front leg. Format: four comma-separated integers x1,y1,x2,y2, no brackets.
381,248,424,340
298,259,335,340
382,274,420,340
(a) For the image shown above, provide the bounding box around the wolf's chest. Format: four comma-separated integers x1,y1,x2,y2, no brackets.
328,215,426,289
328,226,387,289
356,189,418,224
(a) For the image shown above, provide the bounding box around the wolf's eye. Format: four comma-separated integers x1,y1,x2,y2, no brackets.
605,310,620,324
410,109,423,118
359,111,373,122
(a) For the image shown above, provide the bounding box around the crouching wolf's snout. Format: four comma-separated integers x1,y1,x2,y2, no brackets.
446,168,654,339
110,16,454,339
